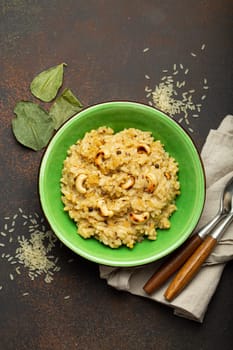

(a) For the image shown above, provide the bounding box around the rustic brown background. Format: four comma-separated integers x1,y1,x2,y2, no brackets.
0,1,233,349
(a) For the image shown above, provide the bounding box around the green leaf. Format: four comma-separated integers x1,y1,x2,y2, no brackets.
12,101,55,151
49,88,83,130
30,63,66,102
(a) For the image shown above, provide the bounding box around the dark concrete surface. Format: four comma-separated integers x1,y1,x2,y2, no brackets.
0,1,233,349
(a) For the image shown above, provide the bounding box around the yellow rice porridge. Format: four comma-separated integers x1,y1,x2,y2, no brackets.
60,127,180,248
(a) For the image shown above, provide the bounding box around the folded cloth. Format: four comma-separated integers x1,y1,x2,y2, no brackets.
99,115,233,322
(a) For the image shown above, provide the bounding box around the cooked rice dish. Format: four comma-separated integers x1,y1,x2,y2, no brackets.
60,127,180,249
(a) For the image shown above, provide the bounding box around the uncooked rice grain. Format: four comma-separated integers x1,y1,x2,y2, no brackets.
0,209,61,288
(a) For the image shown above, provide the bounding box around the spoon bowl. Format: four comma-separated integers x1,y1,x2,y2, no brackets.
222,176,233,214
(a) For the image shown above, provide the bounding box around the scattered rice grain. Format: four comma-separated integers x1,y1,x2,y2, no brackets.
15,266,21,274
1,210,60,287
145,86,152,92
53,266,61,272
143,47,149,52
44,275,53,283
64,295,70,300
144,51,209,144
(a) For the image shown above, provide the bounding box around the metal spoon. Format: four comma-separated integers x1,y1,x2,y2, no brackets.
164,189,233,301
143,176,233,295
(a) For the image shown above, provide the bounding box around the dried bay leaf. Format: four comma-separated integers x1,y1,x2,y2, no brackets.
49,88,83,130
30,63,67,102
12,101,54,151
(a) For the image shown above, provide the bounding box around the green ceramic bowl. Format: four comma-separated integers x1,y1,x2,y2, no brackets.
39,101,205,267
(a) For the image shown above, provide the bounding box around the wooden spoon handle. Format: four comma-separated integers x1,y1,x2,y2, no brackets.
143,234,203,294
164,235,217,301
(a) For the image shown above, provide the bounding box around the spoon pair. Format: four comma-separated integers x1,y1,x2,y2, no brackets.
143,176,233,300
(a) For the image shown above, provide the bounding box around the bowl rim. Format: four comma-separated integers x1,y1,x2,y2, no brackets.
38,100,206,266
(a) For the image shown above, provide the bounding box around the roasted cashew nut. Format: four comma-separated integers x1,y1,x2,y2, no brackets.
145,173,158,193
94,151,105,167
129,212,150,224
121,175,135,190
94,150,111,167
75,174,87,194
98,199,114,217
137,144,151,154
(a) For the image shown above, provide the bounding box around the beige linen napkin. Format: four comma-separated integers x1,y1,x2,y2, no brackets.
99,115,233,322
